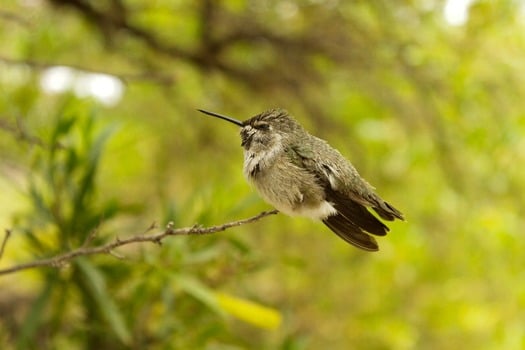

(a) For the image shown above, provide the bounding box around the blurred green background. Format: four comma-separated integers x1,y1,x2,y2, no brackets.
1,0,524,349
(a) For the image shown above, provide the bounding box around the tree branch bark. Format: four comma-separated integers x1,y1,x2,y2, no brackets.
0,210,279,276
0,55,176,86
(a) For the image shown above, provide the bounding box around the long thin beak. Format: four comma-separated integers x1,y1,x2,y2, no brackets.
197,109,243,127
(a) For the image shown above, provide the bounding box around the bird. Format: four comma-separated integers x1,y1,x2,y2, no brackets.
198,108,404,251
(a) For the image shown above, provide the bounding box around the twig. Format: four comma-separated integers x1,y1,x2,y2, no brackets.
0,210,278,276
0,10,32,27
0,55,176,85
0,117,47,149
0,229,11,260
81,227,99,248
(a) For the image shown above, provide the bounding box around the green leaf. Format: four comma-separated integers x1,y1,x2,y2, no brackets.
49,113,75,154
16,279,54,349
174,275,282,330
74,124,116,208
75,258,131,344
215,292,282,330
173,274,226,317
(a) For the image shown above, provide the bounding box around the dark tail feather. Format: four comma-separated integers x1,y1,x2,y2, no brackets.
323,213,378,252
327,189,389,236
373,200,404,221
337,197,389,236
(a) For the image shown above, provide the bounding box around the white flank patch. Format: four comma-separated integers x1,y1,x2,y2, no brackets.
281,200,337,219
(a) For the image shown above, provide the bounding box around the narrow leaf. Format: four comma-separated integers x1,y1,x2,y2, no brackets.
16,279,53,349
76,258,131,344
173,274,226,317
216,292,282,330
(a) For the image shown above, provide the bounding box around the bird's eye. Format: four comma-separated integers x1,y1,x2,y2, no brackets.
255,123,270,131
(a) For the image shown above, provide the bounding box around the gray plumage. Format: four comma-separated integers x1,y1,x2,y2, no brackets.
198,108,404,251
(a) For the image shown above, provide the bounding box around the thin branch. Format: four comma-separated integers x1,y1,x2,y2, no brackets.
0,210,278,276
0,10,32,27
45,0,290,86
81,227,99,248
0,117,43,147
0,229,11,260
0,55,176,85
0,116,62,149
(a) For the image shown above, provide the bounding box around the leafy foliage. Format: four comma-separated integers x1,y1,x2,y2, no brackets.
1,0,525,349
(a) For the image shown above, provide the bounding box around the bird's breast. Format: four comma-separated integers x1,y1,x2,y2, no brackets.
242,149,336,219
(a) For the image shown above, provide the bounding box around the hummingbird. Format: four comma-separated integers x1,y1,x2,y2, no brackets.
198,108,404,251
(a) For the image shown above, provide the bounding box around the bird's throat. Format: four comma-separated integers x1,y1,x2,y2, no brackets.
243,144,281,180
